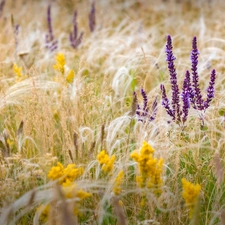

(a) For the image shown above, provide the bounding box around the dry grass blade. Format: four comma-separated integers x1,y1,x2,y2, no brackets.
112,196,127,225
55,185,78,225
17,120,24,152
17,120,24,138
2,130,10,157
130,92,138,117
212,151,224,187
101,124,105,148
68,149,74,163
73,132,79,159
220,209,225,225
27,190,36,206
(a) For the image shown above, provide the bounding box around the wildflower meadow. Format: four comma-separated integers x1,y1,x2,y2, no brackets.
0,0,225,224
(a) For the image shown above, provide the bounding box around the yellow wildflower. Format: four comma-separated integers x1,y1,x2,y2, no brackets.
97,150,109,165
66,69,75,83
130,141,164,193
97,150,116,173
48,162,64,181
13,64,23,77
182,178,201,218
48,162,83,185
53,53,65,74
113,170,124,195
37,204,50,222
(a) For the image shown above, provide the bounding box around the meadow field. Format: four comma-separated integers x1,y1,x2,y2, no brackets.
1,0,225,224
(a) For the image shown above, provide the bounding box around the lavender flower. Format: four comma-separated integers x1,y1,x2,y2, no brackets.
134,89,158,123
160,84,174,120
204,69,216,109
69,10,84,49
14,24,19,53
190,36,203,110
89,2,96,32
165,35,181,122
181,71,191,123
149,96,158,121
45,5,58,51
161,35,217,126
141,88,148,117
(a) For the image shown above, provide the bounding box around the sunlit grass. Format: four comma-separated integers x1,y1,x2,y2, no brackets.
0,0,225,224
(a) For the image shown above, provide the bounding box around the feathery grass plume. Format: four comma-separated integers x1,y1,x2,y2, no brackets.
182,178,201,218
69,10,84,49
97,150,116,173
45,5,58,51
130,141,164,195
89,2,96,32
134,88,158,122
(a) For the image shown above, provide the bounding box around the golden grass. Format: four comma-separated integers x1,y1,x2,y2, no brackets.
1,0,225,224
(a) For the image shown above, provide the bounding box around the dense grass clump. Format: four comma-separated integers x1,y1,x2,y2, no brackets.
1,0,225,224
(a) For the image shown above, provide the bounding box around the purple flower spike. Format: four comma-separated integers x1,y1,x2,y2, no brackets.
160,84,174,120
141,88,148,116
190,36,203,110
45,5,58,51
149,96,158,121
134,90,158,123
89,2,96,32
69,10,84,49
166,35,181,122
204,69,216,109
181,71,191,123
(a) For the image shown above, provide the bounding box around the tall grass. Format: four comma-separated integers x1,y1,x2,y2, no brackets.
1,0,225,224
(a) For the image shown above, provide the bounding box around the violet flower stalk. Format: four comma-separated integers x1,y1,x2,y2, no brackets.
165,35,181,122
141,88,148,117
89,2,96,32
69,10,84,49
190,36,203,110
45,5,58,51
181,71,191,123
204,69,216,109
160,84,174,120
134,89,158,122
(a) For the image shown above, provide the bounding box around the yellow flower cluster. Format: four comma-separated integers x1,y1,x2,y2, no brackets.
113,170,124,195
97,150,116,173
182,178,201,218
53,53,75,83
48,162,84,185
53,53,65,74
62,179,92,199
39,162,91,221
130,141,164,193
66,69,75,83
13,64,27,82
